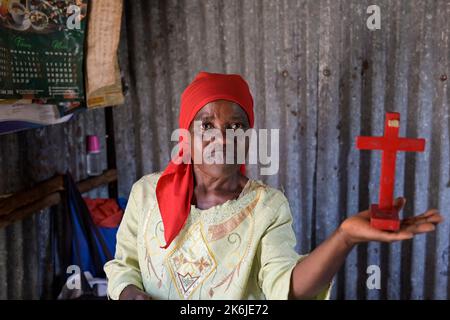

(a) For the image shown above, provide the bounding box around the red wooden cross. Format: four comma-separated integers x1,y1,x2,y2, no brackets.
356,112,426,231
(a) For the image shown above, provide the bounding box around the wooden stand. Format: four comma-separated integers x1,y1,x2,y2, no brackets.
369,204,400,231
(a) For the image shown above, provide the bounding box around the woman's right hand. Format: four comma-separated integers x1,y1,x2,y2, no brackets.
119,285,152,300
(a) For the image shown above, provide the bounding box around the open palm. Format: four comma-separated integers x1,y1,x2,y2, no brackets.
340,197,444,246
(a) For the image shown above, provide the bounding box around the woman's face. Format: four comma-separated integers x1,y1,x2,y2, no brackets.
189,100,250,178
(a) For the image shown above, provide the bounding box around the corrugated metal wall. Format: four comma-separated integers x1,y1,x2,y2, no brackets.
0,0,449,299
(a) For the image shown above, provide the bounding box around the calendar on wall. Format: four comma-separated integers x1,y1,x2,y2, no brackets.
0,0,88,102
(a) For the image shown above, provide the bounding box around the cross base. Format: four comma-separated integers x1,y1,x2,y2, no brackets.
369,204,400,231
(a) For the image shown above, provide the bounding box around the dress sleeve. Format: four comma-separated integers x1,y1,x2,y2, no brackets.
104,184,144,300
257,196,332,300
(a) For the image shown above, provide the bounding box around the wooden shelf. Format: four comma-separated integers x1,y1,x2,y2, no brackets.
0,169,117,228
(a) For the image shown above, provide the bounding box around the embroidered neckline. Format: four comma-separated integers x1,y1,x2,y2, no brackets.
190,178,251,209
188,179,266,226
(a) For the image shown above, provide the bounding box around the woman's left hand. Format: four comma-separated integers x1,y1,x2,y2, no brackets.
338,197,444,247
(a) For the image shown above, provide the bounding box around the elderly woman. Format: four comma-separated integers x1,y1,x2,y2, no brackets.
104,72,443,300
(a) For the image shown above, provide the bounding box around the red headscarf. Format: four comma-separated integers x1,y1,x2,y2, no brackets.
155,71,254,249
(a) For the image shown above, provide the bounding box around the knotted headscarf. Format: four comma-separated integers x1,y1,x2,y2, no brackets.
155,71,254,249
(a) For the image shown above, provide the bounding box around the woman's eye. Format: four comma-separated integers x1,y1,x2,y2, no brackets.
201,122,213,130
230,123,243,130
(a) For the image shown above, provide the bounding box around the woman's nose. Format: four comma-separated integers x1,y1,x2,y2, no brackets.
214,128,228,145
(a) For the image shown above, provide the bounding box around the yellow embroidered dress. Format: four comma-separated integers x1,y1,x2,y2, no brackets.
104,172,331,300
